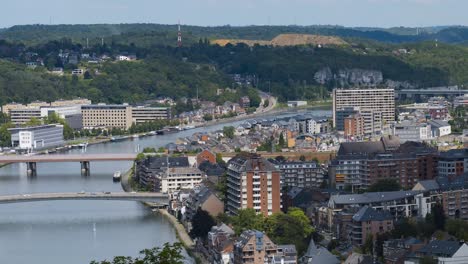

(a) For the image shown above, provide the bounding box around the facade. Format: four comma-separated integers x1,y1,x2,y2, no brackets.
331,136,438,190
161,167,203,193
334,107,360,131
239,96,250,109
9,124,64,150
233,230,277,264
277,161,325,188
393,121,431,142
131,106,171,123
40,105,82,118
349,206,394,245
428,120,452,138
184,185,224,222
226,154,281,216
136,156,190,192
10,108,41,125
438,149,468,180
208,224,235,264
428,106,449,120
332,88,395,128
81,104,133,129
323,190,434,235
344,114,364,138
196,149,217,166
454,95,468,108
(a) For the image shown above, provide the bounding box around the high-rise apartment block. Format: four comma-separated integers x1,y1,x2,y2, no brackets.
226,154,281,216
333,88,395,130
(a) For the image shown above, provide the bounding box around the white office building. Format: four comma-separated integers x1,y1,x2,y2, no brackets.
8,124,64,150
393,121,431,142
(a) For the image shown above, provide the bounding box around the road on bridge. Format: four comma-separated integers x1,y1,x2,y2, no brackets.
0,153,137,163
0,192,168,204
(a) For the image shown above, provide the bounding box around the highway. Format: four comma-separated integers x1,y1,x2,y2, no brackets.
0,192,168,205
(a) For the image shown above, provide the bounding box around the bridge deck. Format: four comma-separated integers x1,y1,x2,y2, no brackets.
0,154,136,163
0,192,168,204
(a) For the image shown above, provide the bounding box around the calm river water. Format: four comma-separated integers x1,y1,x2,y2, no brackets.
0,108,330,264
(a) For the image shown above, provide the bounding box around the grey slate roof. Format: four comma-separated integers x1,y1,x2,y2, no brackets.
417,240,462,257
428,120,450,128
414,180,440,191
352,206,393,222
330,191,421,205
337,141,385,156
302,239,340,264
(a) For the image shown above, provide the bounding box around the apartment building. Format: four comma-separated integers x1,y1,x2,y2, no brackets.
81,104,133,129
276,161,325,188
344,114,364,138
226,153,281,216
131,106,171,124
9,124,64,150
438,149,468,180
233,230,277,264
161,167,203,193
336,107,383,136
136,156,190,192
330,136,438,190
332,88,395,129
10,108,42,125
349,206,394,245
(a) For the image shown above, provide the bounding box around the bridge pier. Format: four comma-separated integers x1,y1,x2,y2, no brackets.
27,162,37,176
80,161,90,176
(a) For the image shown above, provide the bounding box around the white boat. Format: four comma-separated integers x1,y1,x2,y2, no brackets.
132,134,139,139
113,171,121,182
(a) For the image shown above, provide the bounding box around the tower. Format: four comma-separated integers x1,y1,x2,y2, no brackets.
177,21,182,47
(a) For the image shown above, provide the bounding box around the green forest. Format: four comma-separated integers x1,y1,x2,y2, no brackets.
0,24,468,105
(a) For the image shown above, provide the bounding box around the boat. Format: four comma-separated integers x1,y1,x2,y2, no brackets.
183,125,195,130
113,171,121,182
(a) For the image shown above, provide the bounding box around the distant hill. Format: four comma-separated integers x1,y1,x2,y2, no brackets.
2,24,468,46
212,34,347,47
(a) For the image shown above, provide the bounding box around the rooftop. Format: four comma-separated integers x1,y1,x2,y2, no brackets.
352,206,393,222
330,191,421,205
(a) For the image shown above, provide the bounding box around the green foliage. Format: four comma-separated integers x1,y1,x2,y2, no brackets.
232,208,265,235
203,114,213,121
135,153,146,161
43,112,74,140
90,242,184,264
24,117,42,127
449,106,468,133
426,203,446,231
445,219,468,241
222,126,235,139
368,179,401,192
0,122,14,147
142,147,156,153
189,208,216,239
278,133,285,147
420,256,438,264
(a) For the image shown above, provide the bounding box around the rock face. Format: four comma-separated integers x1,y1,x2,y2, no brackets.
314,67,415,89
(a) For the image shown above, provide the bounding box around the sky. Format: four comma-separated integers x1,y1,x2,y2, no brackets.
1,0,468,28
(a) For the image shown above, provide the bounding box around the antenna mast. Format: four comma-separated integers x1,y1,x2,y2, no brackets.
177,20,182,47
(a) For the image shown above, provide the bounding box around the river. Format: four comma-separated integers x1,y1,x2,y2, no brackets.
0,108,331,264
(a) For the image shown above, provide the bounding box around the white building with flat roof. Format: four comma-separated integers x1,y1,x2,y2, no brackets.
8,124,64,150
161,167,203,194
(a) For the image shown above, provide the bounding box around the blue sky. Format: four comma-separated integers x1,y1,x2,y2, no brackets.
1,0,467,28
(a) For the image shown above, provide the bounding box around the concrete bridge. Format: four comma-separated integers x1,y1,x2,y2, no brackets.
0,154,136,175
0,192,168,205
